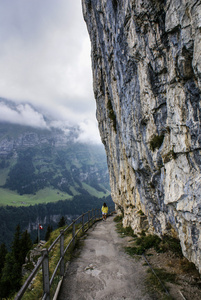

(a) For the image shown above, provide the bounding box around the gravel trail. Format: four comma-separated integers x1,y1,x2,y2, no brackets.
58,216,152,300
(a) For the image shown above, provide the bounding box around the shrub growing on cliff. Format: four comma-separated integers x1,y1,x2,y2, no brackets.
160,235,182,257
150,134,164,151
112,0,118,11
107,98,117,133
125,234,182,258
113,214,123,222
114,216,136,237
163,149,176,163
125,234,162,256
136,234,162,252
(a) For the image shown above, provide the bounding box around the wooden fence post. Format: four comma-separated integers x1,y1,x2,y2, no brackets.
60,230,65,276
42,249,50,300
92,209,94,223
82,214,84,233
88,211,90,229
13,207,116,299
72,220,75,246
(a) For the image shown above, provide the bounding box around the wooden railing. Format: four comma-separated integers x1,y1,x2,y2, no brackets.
14,206,115,300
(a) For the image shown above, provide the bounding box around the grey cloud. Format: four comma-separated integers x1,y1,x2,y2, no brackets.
0,101,48,128
0,99,101,144
0,0,99,142
76,119,102,145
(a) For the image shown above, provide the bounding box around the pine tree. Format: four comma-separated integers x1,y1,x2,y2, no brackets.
45,225,53,241
0,252,20,298
0,243,7,273
12,224,21,263
20,230,33,265
58,216,66,228
0,225,33,298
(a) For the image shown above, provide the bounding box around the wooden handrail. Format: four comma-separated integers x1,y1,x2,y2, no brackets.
14,206,115,300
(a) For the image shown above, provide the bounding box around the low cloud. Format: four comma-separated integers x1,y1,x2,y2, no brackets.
49,117,101,144
0,100,102,144
76,119,102,144
0,101,48,129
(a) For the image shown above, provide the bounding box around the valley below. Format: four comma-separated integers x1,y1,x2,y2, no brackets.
0,120,111,247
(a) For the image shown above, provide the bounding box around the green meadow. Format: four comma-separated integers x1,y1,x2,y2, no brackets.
0,187,72,206
0,184,110,207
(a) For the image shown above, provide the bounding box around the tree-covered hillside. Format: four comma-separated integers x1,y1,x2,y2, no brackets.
0,122,113,247
0,123,110,206
0,194,114,248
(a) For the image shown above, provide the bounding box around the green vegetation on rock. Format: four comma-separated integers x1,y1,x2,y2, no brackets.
150,134,164,151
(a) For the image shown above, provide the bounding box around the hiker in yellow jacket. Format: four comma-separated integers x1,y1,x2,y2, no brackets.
101,202,108,221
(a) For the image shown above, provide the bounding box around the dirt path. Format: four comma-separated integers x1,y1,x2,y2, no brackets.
58,216,152,300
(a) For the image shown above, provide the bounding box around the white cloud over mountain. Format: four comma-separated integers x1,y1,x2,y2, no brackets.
0,99,101,144
0,0,100,143
0,101,48,129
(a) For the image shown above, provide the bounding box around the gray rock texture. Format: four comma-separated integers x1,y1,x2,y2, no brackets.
82,0,201,272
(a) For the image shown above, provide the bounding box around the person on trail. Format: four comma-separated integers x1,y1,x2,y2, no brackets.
101,202,108,221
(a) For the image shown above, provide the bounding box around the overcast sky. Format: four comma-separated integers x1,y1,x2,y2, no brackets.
0,0,101,143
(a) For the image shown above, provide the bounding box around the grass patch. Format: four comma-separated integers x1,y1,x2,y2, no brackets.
125,235,161,256
159,235,182,257
20,222,85,300
125,233,182,257
113,214,123,222
114,214,136,237
115,223,136,238
125,246,144,256
136,235,162,252
0,167,10,185
0,187,72,206
146,268,176,299
81,182,110,198
0,157,17,185
0,182,111,207
179,257,200,276
148,268,177,285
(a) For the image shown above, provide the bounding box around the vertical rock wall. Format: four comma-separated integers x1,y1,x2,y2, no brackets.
82,0,201,272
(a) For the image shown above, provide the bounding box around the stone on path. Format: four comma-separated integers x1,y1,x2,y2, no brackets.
58,216,152,300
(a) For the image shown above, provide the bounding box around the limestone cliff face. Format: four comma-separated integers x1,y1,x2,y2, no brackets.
82,0,201,271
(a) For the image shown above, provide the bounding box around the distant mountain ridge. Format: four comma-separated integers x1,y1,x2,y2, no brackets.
0,99,111,249
0,122,110,206
0,122,78,156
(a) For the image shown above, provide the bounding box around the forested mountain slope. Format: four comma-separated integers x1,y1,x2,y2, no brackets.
0,122,110,206
0,120,111,247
